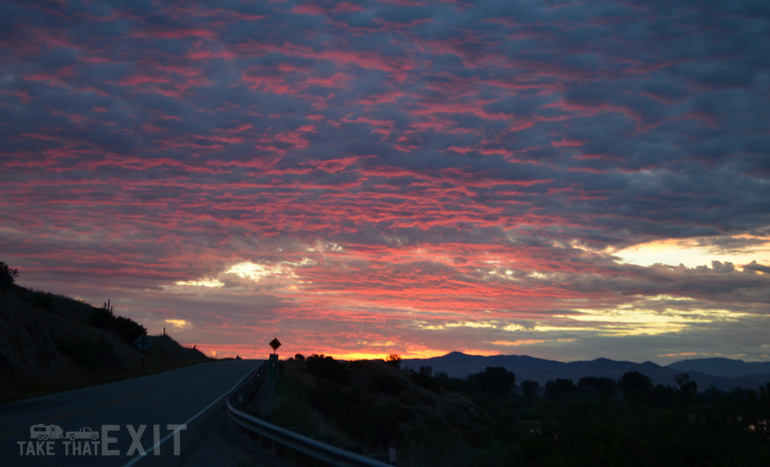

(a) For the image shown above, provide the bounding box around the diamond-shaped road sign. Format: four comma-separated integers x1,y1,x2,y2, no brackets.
135,335,152,352
269,338,281,352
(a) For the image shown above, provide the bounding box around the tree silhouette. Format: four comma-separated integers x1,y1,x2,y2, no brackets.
676,373,698,397
0,261,19,289
521,380,539,398
578,376,618,398
545,378,578,400
88,301,146,345
385,354,402,368
618,371,653,405
306,354,349,384
467,366,515,397
410,365,441,393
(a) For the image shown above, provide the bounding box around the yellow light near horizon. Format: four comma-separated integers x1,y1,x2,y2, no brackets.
551,306,747,337
331,349,449,360
174,278,224,288
446,321,496,329
165,319,190,328
660,352,698,357
458,348,504,357
489,339,547,346
330,352,394,361
226,262,274,281
613,235,770,270
416,320,501,331
225,259,314,282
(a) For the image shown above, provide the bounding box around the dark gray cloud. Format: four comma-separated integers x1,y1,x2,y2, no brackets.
0,0,768,360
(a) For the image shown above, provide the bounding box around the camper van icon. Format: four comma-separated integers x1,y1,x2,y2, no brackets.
30,424,63,441
29,425,99,441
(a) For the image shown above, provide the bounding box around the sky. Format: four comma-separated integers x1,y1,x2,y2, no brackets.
2,0,769,364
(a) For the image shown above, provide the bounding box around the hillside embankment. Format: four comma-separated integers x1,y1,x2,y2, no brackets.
247,355,770,466
249,356,520,466
0,285,209,402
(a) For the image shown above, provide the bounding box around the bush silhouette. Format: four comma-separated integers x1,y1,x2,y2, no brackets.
88,303,146,345
0,261,19,289
467,366,516,397
618,371,654,405
306,354,350,384
545,378,578,400
578,376,618,398
385,354,402,368
57,337,122,370
676,373,698,397
409,367,442,394
521,380,539,398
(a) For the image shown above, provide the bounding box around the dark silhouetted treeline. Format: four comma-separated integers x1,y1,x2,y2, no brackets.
273,354,770,466
426,365,516,397
515,378,770,465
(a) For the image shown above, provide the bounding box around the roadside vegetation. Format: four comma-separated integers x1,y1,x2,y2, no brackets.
252,354,770,466
0,261,209,402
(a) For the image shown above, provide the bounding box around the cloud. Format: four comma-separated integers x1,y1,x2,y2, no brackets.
1,0,769,361
743,260,770,274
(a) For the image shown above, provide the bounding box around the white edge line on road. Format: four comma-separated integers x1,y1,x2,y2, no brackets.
122,363,259,467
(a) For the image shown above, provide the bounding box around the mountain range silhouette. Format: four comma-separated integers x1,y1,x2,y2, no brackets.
402,352,770,390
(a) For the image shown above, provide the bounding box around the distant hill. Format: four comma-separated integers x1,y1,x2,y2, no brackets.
666,357,770,378
0,284,209,401
402,352,770,391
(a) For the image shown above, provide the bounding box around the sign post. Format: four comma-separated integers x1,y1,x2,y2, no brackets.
268,354,278,379
134,334,152,373
267,338,281,420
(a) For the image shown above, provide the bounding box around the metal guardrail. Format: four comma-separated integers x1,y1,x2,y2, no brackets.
226,363,394,467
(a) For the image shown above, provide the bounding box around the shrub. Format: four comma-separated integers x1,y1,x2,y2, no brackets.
578,376,618,398
618,371,653,405
88,304,146,345
372,373,403,394
545,378,578,400
57,338,121,370
409,372,442,394
385,354,402,368
306,354,350,384
467,366,516,397
114,315,145,344
521,380,539,398
0,261,19,289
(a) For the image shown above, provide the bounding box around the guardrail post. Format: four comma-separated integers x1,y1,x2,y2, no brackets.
267,377,275,421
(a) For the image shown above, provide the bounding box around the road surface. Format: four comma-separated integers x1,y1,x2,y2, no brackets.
0,359,282,466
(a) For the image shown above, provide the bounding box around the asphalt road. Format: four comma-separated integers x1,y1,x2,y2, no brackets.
0,359,283,466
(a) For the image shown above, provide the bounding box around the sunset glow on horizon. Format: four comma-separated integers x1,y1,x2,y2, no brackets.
2,0,769,365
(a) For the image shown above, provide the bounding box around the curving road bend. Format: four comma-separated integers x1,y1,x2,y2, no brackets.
0,359,280,466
